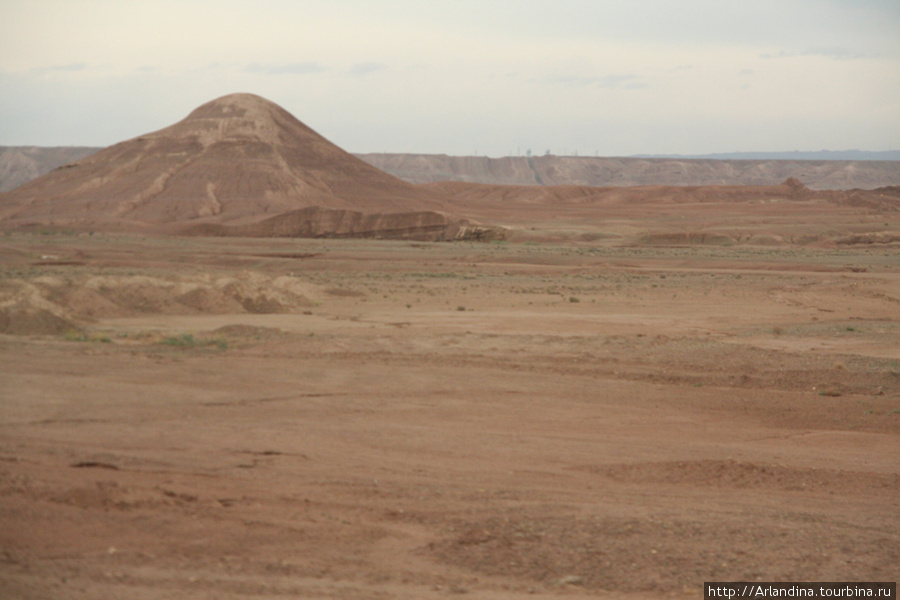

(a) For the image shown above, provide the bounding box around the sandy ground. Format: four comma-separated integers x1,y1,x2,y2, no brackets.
1,232,898,598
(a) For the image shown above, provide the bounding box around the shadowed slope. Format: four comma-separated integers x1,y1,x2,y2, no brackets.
0,94,446,230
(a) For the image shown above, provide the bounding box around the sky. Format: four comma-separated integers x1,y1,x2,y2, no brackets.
1,0,899,157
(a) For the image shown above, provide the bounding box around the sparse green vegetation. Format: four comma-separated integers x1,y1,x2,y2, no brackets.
160,333,197,347
64,330,112,343
159,333,227,350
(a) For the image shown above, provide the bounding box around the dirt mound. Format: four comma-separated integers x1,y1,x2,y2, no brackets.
0,279,82,335
183,205,506,241
0,271,321,335
0,303,80,335
0,94,448,231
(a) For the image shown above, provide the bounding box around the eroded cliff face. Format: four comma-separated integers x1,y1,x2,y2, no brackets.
356,153,900,190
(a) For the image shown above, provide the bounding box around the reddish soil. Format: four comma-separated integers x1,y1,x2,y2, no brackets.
1,230,898,599
1,93,899,598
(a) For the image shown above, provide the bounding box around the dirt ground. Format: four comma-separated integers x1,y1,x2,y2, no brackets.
1,230,898,599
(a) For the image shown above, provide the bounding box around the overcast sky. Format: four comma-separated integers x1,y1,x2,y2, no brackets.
1,0,898,156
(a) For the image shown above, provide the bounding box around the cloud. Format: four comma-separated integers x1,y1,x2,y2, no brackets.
598,74,640,88
29,62,89,75
806,47,866,60
545,75,597,87
547,73,643,89
244,62,325,75
348,62,387,76
759,47,865,60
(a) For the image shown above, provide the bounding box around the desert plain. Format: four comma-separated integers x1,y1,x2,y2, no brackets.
1,207,899,600
1,93,899,599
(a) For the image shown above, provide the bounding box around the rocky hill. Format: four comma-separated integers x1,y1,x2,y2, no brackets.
0,94,497,240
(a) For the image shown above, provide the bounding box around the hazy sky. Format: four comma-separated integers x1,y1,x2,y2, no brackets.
1,0,898,156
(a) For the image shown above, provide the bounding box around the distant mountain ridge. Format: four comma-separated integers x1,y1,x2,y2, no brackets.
0,146,101,193
3,145,900,194
357,153,900,190
633,150,900,161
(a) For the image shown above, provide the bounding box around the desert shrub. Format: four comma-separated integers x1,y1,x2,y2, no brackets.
161,333,197,347
159,333,226,350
